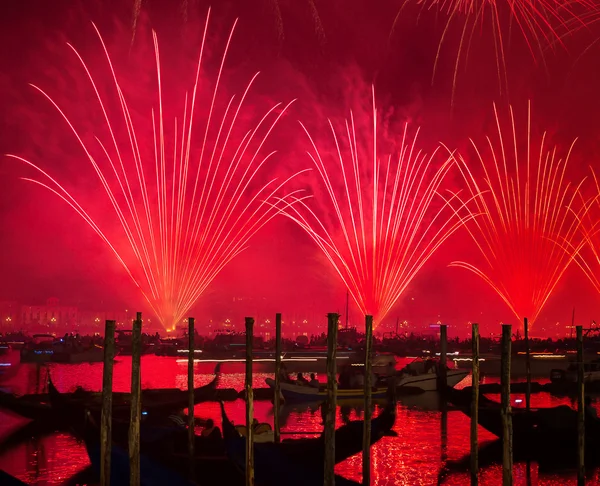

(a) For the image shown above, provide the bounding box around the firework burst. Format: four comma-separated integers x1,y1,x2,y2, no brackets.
563,170,600,299
448,102,587,327
8,11,305,329
279,87,474,326
392,0,598,102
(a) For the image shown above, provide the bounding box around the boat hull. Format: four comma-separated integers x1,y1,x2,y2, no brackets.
51,347,106,363
266,378,387,402
453,353,571,376
19,349,53,363
397,369,469,391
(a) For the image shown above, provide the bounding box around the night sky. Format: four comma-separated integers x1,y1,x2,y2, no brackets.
1,0,600,335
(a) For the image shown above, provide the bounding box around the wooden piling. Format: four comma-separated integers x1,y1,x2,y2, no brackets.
100,320,116,486
501,324,512,486
188,317,195,480
274,313,282,444
439,324,447,391
324,313,339,486
470,323,479,486
362,315,373,486
440,395,448,465
35,363,42,394
524,317,531,412
245,317,255,486
577,325,585,486
129,313,142,486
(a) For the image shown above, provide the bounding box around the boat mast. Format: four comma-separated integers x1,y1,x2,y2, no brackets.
345,290,349,330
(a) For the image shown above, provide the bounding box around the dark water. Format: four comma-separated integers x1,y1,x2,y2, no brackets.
0,353,598,485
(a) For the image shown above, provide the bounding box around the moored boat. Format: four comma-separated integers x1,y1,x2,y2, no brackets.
51,344,107,363
550,359,600,394
452,351,574,376
19,334,56,363
83,429,195,486
154,337,203,357
265,377,388,402
219,396,396,486
221,389,396,485
0,390,55,421
0,470,28,486
46,365,221,420
447,387,600,467
396,358,469,392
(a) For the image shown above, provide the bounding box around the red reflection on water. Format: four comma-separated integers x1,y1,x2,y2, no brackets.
0,355,598,485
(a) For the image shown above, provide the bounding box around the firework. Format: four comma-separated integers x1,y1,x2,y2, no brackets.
448,102,587,327
279,87,474,326
565,170,600,298
8,11,305,329
392,0,598,102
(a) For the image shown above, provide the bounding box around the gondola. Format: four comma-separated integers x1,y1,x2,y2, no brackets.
46,363,221,422
220,386,397,485
0,389,55,421
82,425,194,486
0,364,220,425
0,469,28,486
78,411,242,486
446,387,600,467
275,394,397,465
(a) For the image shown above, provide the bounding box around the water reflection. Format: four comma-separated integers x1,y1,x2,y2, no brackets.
0,355,598,485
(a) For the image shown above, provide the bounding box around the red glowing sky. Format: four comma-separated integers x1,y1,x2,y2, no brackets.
1,0,600,336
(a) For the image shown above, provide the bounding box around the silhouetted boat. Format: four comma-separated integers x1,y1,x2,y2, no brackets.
77,409,242,486
46,365,221,421
549,359,600,395
265,378,388,402
0,390,55,421
0,366,220,423
221,402,359,485
447,387,600,468
0,470,28,486
220,385,396,484
154,338,203,357
19,334,55,363
50,344,107,363
115,330,154,356
395,358,469,391
83,428,194,486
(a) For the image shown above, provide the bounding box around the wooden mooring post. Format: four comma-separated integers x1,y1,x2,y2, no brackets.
577,325,585,486
188,317,195,480
524,317,531,412
100,320,116,486
362,315,373,486
129,313,142,486
245,317,255,486
501,324,513,486
439,324,447,391
324,313,339,486
274,313,282,444
470,323,479,486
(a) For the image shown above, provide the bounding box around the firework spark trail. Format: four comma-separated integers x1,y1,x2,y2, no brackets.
562,170,600,299
447,102,587,327
278,87,475,326
8,11,307,329
392,0,599,103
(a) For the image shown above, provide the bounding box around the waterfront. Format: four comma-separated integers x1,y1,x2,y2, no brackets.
0,354,598,485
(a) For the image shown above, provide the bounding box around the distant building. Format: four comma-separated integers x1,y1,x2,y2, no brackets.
20,297,78,330
0,301,19,330
78,310,134,330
